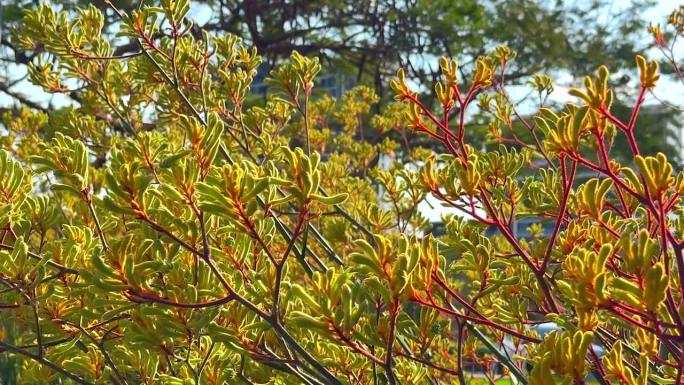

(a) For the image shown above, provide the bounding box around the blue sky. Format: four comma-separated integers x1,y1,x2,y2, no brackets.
1,1,681,110
1,1,682,222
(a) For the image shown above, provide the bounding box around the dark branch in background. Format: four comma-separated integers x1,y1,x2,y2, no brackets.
1,1,671,168
0,81,47,112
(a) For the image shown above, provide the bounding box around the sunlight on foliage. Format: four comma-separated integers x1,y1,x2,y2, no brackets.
0,1,683,385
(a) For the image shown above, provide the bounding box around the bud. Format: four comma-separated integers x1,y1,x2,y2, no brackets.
636,54,660,88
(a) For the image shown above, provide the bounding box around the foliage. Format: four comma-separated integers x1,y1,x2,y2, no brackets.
2,0,680,166
0,1,683,385
0,0,655,88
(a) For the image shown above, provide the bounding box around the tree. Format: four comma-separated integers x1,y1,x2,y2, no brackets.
0,0,656,105
1,1,683,385
3,0,679,167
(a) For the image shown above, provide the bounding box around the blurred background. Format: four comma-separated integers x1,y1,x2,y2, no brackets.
1,0,682,168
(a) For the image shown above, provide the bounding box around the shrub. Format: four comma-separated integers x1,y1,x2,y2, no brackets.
0,1,682,385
